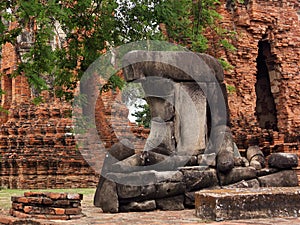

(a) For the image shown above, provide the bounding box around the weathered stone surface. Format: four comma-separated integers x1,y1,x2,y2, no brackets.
108,140,135,161
143,151,168,166
119,184,157,201
268,153,298,169
195,187,300,221
258,170,299,187
246,146,265,169
234,157,249,167
155,182,186,198
154,171,184,183
141,77,175,122
143,121,175,155
144,155,195,171
156,195,185,211
250,160,263,170
175,82,207,155
110,154,143,173
218,167,257,186
93,177,119,213
106,171,158,186
181,168,218,191
246,145,264,161
196,53,224,82
206,82,230,129
122,51,222,82
198,153,216,167
141,77,175,100
108,170,184,188
257,167,279,177
119,200,156,212
184,192,195,208
223,179,260,189
211,126,235,173
148,146,174,156
216,148,235,173
146,97,174,122
117,184,142,199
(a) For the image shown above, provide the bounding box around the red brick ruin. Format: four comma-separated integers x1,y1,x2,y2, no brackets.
0,0,299,188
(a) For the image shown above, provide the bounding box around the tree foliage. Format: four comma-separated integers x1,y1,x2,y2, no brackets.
131,103,151,128
0,0,234,103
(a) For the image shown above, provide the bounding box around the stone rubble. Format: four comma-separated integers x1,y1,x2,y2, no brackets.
10,192,83,220
93,51,299,213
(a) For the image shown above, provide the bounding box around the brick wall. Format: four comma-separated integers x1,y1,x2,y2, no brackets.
0,24,148,188
206,0,300,154
1,0,299,188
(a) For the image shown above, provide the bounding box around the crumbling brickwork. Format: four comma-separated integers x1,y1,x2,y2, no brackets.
1,0,299,188
0,27,148,189
207,0,300,156
0,23,98,189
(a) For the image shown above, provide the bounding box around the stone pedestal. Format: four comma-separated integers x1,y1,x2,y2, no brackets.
195,187,300,221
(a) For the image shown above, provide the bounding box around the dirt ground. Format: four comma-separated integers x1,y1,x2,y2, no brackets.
1,189,300,225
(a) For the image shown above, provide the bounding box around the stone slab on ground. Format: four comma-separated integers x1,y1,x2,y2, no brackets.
195,187,300,221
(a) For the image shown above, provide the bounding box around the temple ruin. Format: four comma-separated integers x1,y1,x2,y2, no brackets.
93,50,299,212
0,0,299,190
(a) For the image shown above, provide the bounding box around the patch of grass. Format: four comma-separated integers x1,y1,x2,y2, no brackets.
0,188,95,210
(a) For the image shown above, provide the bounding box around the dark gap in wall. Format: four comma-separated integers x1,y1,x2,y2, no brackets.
255,40,278,131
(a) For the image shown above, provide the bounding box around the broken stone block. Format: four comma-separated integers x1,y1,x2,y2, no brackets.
195,187,300,221
212,126,235,173
106,171,158,186
216,148,234,173
142,151,168,166
93,177,119,213
119,200,156,212
156,195,185,211
257,167,279,177
234,157,249,167
108,140,135,161
110,154,143,173
250,160,263,170
246,146,265,169
223,179,260,189
154,171,184,183
175,82,207,155
198,153,216,167
117,183,157,201
181,168,218,191
117,184,141,199
268,153,298,169
258,170,299,187
155,182,186,198
218,167,257,186
184,192,195,208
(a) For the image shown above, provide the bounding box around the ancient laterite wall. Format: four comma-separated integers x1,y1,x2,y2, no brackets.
0,23,99,189
0,26,148,188
208,0,300,156
1,0,299,188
